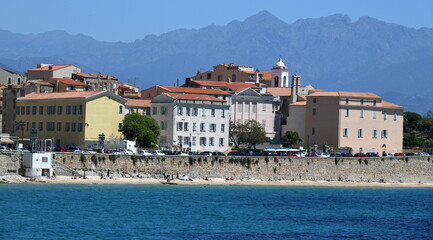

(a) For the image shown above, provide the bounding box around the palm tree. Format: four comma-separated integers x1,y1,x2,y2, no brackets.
282,131,303,147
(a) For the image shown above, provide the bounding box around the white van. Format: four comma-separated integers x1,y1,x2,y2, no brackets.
138,150,152,156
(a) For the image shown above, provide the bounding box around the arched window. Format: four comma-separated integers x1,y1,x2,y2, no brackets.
231,74,237,82
218,75,222,81
18,78,21,84
283,76,287,87
274,76,279,87
8,77,11,85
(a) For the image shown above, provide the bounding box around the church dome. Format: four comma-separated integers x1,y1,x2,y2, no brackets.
273,57,287,69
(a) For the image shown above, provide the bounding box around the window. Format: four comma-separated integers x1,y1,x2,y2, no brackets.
251,103,257,114
262,120,266,128
382,130,388,138
160,136,167,144
200,137,206,146
245,102,250,113
345,98,349,104
192,136,196,146
32,106,37,115
185,107,190,116
57,122,62,131
176,122,183,131
39,106,44,115
119,106,123,114
231,74,237,82
211,109,215,117
72,105,78,115
78,123,83,132
58,106,63,115
152,107,157,115
221,124,225,132
209,137,215,146
372,129,377,138
42,157,48,163
394,112,397,121
361,99,364,105
38,122,43,131
262,103,266,112
177,107,183,116
72,123,76,132
26,106,30,115
193,108,198,116
210,124,216,132
222,109,225,118
373,110,377,119
343,128,348,137
383,111,387,120
16,107,20,115
184,136,190,146
192,123,196,132
200,123,205,132
184,122,189,131
313,98,317,103
360,109,364,118
32,122,36,130
312,108,317,116
178,136,183,145
66,105,71,115
358,129,363,138
202,109,206,117
238,103,242,113
219,138,224,146
160,121,167,130
312,128,316,135
161,106,167,115
20,106,24,115
65,123,70,132
207,73,212,79
345,108,349,117
373,100,377,106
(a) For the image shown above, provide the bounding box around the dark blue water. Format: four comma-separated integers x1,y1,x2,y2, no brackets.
1,185,433,239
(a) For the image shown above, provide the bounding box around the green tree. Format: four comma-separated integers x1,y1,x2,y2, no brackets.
229,120,244,148
281,131,303,147
240,120,267,149
119,113,160,148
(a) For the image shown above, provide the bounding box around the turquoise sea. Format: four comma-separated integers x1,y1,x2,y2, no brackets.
1,184,433,239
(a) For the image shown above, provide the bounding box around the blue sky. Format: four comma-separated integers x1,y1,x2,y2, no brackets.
1,0,432,42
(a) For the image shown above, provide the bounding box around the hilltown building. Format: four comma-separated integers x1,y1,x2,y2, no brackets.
151,92,230,152
15,91,126,149
26,64,80,80
72,73,118,92
282,91,404,154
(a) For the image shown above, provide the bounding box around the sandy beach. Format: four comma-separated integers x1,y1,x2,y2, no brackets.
2,175,433,187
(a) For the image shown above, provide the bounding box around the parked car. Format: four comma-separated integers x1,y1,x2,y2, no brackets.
305,153,318,157
174,151,188,156
365,152,378,157
419,152,430,156
200,151,212,156
152,150,165,156
405,152,417,156
382,152,393,157
188,151,200,156
84,149,96,154
394,153,405,156
341,153,354,157
354,153,368,157
318,152,330,157
330,153,342,157
0,145,11,151
138,150,152,156
227,151,246,156
162,150,176,155
68,147,84,153
212,151,225,156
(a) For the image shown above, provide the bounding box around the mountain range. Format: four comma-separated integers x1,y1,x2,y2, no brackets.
0,11,432,114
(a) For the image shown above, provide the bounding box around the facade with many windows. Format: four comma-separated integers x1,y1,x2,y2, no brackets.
16,91,126,149
151,92,230,152
303,91,404,154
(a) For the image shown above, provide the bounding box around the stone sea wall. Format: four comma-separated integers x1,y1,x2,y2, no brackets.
0,151,22,176
53,153,433,183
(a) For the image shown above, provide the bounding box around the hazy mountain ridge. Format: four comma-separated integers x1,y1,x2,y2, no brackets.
0,10,432,113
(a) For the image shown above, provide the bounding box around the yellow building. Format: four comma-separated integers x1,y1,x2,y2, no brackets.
16,91,126,149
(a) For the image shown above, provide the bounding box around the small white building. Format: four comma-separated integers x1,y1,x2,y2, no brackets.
151,92,230,152
22,152,53,178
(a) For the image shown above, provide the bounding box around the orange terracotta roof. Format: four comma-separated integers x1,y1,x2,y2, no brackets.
126,99,151,108
191,80,260,92
266,87,292,96
290,101,307,106
18,91,105,101
49,78,90,86
73,73,118,80
382,101,404,109
163,92,226,102
27,80,54,86
309,91,381,99
27,64,75,71
297,95,307,101
160,86,230,95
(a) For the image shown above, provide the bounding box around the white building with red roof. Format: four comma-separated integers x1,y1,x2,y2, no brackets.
151,92,230,152
26,64,80,80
